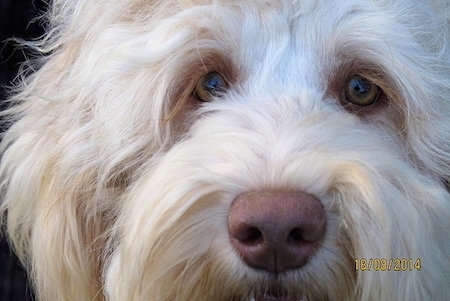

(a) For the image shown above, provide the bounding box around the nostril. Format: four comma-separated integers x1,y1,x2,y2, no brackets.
236,226,264,245
287,228,303,243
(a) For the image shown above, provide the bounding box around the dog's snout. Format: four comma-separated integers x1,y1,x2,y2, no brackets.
228,191,325,274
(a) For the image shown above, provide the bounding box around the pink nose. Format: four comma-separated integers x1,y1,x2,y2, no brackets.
228,191,325,274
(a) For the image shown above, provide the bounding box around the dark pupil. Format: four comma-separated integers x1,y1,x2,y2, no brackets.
203,73,224,94
349,77,371,97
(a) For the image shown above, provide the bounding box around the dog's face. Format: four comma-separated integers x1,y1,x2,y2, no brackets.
1,0,450,300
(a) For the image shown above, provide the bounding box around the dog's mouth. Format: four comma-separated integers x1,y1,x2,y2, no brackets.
255,296,301,301
245,289,308,301
232,277,313,301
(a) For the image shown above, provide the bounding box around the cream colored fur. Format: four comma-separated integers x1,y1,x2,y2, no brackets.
1,0,450,300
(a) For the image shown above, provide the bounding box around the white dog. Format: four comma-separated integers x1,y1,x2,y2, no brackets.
1,0,450,300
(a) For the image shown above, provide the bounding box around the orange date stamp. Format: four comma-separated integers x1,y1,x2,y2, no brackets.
354,258,421,271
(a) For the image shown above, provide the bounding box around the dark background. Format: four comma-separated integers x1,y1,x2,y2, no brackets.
1,0,47,300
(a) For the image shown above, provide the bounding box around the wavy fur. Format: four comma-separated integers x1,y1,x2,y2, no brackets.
1,0,450,300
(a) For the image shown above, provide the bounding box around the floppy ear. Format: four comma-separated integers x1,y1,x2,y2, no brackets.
0,2,123,300
0,0,190,298
0,47,113,299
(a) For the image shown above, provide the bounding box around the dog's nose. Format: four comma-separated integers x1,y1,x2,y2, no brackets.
228,191,325,274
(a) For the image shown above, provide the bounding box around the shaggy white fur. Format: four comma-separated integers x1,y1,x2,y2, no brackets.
1,0,450,300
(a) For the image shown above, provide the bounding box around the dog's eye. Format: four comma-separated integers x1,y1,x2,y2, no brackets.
194,71,228,102
343,76,380,106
